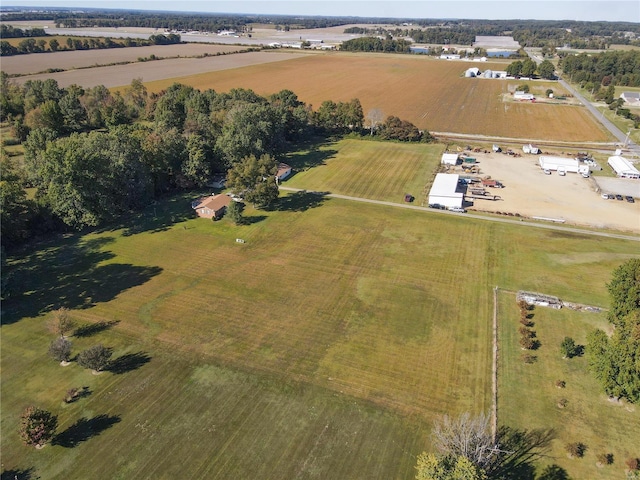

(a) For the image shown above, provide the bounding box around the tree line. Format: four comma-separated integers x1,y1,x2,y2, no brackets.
341,35,411,53
0,24,48,38
0,30,181,57
559,50,640,87
587,259,640,404
0,76,430,248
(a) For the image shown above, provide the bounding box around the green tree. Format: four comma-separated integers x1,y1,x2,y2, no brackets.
521,58,537,77
77,344,112,372
19,406,58,448
506,60,523,77
48,337,72,363
49,38,59,51
415,452,487,480
0,157,32,247
607,259,640,326
538,59,555,79
560,337,578,358
226,154,279,208
587,259,640,403
226,199,245,225
59,85,87,132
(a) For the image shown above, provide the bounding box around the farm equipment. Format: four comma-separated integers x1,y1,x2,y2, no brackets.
469,187,487,196
481,179,504,188
462,157,477,164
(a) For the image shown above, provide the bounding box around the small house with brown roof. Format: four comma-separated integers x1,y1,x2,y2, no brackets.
193,194,232,220
276,163,292,183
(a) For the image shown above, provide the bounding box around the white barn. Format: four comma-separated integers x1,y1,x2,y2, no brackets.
620,92,640,106
441,153,459,165
428,173,464,208
514,91,535,101
539,156,589,175
608,155,640,179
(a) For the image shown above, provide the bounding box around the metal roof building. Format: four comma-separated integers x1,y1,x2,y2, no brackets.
608,155,640,179
428,173,464,208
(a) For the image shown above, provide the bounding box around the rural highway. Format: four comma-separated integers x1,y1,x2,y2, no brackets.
525,49,639,157
279,187,640,242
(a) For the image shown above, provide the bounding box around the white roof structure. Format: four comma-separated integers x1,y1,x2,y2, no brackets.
608,155,640,178
428,173,464,208
620,92,640,105
441,153,459,165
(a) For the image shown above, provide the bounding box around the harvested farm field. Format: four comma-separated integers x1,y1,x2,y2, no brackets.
12,51,310,89
1,43,252,76
141,53,611,143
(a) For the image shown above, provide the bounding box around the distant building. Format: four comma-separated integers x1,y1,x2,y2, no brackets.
523,144,540,154
608,155,640,179
514,91,535,101
620,92,640,106
276,163,293,183
539,156,590,175
440,54,461,60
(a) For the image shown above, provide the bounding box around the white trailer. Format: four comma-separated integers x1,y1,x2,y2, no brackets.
539,156,589,175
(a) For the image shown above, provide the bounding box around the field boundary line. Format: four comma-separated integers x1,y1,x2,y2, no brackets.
492,286,498,443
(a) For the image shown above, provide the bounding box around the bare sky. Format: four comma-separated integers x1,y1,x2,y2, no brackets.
3,1,639,22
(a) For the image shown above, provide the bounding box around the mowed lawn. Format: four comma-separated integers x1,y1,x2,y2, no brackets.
3,142,639,478
498,293,640,480
283,137,443,203
141,52,611,142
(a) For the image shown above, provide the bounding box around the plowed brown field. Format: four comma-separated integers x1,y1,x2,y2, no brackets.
143,53,610,142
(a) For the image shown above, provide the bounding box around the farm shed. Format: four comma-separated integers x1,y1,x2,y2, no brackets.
193,194,232,220
539,156,589,175
514,91,535,101
522,144,540,154
608,155,640,179
428,173,464,208
465,67,481,77
620,92,640,106
441,153,459,165
276,163,293,182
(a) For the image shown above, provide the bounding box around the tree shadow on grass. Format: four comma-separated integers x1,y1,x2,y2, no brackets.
284,137,339,171
74,320,120,338
118,194,197,237
52,414,121,448
2,234,163,325
487,426,556,480
268,190,329,213
1,467,38,480
107,351,151,374
535,464,571,480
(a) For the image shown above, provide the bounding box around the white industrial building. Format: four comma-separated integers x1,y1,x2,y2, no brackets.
428,173,464,208
608,155,640,179
539,156,590,175
441,153,459,165
514,91,535,101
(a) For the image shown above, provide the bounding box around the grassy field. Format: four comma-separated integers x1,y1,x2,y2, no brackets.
139,53,611,143
2,138,639,479
283,137,444,203
498,292,640,479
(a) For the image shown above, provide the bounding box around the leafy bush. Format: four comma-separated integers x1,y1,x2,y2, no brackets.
565,442,586,458
48,337,72,363
77,344,112,372
18,406,58,447
597,453,614,465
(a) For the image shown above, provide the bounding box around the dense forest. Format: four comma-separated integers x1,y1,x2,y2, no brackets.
0,75,427,248
341,36,411,53
559,50,640,87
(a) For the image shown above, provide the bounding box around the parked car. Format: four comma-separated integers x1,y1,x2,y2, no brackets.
449,207,466,213
404,194,414,202
626,196,635,203
543,169,551,175
601,193,610,199
615,194,624,201
428,203,445,210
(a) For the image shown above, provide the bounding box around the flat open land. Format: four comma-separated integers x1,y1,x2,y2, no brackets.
283,138,444,202
11,51,310,89
140,53,611,143
1,44,251,76
442,151,640,233
3,186,638,479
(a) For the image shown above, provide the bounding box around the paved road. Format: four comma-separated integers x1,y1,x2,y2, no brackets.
525,49,639,157
279,187,640,242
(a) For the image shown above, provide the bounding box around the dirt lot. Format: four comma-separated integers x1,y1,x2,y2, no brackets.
12,51,309,89
1,44,250,76
445,151,640,233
